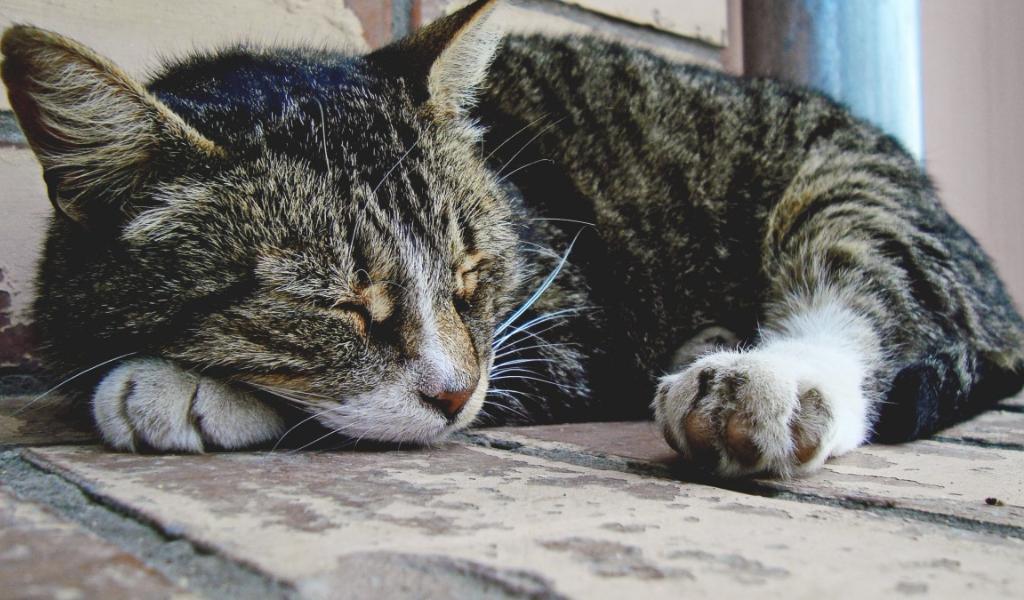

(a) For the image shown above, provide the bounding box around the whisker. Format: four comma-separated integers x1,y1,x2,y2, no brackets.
494,231,584,336
483,112,551,163
249,382,332,400
490,357,559,370
495,117,567,177
313,98,332,180
494,306,585,349
489,374,587,394
249,385,322,409
529,217,597,228
492,322,566,358
14,352,138,415
271,405,343,452
498,158,553,183
493,342,577,360
372,137,421,195
288,425,347,454
489,367,542,379
482,396,531,421
490,387,547,405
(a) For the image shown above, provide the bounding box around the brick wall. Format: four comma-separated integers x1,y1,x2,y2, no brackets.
0,1,729,377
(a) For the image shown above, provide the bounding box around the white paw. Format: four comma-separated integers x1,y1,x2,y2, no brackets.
654,346,869,477
92,358,285,452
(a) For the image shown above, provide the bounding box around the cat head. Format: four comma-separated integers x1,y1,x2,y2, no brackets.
2,0,528,443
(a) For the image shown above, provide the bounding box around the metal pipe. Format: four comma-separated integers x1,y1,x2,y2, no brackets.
742,0,923,159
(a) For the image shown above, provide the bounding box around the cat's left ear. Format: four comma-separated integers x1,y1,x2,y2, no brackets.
368,0,502,118
1,25,223,227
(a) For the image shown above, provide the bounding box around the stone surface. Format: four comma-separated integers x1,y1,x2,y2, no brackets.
24,443,1024,598
1002,394,1024,410
937,410,1024,449
477,414,1024,529
0,486,190,599
0,393,96,447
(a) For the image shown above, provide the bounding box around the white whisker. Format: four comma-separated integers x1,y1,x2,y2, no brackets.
498,158,553,183
529,217,597,227
490,357,558,370
495,117,566,177
494,231,584,336
372,137,421,195
271,404,343,452
15,352,138,415
483,112,551,163
494,307,585,349
313,98,332,180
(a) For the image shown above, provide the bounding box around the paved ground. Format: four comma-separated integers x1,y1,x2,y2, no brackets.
1,392,1022,599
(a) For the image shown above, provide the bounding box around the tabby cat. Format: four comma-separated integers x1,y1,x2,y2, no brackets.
3,0,1022,477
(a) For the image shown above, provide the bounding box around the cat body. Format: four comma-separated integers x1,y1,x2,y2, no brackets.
4,0,1022,476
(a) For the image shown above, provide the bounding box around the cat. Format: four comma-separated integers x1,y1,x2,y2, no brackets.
3,0,1022,477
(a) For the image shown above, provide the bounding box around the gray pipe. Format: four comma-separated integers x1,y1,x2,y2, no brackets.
742,0,923,159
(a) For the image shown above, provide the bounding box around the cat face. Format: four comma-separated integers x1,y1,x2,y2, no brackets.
3,0,518,442
126,117,521,442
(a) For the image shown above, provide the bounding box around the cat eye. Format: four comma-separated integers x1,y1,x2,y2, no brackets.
454,255,491,308
327,300,372,335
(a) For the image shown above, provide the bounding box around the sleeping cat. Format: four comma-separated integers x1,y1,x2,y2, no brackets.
3,0,1022,477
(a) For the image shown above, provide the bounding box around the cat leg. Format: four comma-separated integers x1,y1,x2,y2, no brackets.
92,358,285,452
655,293,875,477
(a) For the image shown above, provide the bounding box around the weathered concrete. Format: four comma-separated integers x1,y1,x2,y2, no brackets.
0,394,95,448
0,486,190,599
0,450,293,599
936,410,1024,450
22,443,1024,599
477,413,1024,530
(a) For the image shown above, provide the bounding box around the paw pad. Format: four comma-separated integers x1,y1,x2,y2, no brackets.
655,351,839,477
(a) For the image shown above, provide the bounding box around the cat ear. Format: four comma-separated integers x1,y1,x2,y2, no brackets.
1,25,223,226
369,0,502,118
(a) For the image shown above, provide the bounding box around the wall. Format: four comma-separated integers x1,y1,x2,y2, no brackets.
921,0,1024,306
0,0,727,375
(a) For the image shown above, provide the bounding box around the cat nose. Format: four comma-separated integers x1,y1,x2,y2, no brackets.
420,383,477,420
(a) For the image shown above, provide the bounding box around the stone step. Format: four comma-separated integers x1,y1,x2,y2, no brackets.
22,443,1024,599
0,485,191,599
0,394,95,448
936,410,1024,449
472,408,1024,531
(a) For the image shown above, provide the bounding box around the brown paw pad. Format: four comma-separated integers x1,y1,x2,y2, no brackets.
790,388,830,465
724,412,761,467
683,410,720,464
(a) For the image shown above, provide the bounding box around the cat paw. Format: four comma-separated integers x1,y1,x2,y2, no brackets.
92,358,285,452
654,349,866,477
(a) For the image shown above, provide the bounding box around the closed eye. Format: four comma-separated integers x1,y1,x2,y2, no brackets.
303,296,372,334
455,256,491,301
331,300,371,320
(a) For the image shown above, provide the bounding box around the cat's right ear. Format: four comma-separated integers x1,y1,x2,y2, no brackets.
367,0,502,120
1,25,223,227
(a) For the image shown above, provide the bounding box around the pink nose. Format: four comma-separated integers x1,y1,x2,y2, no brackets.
421,385,476,420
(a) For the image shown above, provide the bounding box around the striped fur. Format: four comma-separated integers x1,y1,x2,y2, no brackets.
3,0,1022,475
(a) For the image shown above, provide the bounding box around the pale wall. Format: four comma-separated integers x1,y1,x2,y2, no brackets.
921,0,1024,307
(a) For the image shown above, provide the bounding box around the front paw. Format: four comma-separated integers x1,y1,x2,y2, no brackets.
92,358,284,452
654,350,862,477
